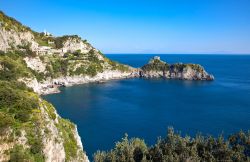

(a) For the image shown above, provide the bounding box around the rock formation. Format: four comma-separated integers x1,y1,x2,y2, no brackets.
139,56,214,80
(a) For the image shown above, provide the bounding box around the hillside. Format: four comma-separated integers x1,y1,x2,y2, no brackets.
0,11,136,95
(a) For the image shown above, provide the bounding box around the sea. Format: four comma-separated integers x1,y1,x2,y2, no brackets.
43,54,250,160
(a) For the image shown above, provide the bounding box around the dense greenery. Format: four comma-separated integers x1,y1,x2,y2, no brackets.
94,128,250,162
142,58,169,72
0,81,45,161
56,118,80,161
0,52,32,80
9,145,43,162
0,78,81,161
170,63,204,73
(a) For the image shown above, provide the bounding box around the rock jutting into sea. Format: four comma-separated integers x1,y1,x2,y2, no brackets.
139,56,214,81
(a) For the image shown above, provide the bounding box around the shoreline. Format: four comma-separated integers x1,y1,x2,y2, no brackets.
26,67,214,96
27,70,139,95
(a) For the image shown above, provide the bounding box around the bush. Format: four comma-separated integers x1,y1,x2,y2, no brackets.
94,128,250,162
0,112,14,134
0,81,39,123
10,145,33,162
51,59,68,77
0,54,31,80
94,134,148,162
9,144,44,162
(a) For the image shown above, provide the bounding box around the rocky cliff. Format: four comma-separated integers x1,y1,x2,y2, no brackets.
140,56,214,80
0,81,89,162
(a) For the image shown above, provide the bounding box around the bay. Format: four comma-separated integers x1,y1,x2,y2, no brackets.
43,54,250,159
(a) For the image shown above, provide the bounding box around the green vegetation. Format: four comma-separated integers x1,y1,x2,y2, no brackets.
94,134,147,162
170,63,204,73
33,33,51,47
0,48,123,80
33,31,82,48
43,101,57,120
56,118,80,161
0,53,32,80
73,63,103,77
107,59,130,72
0,11,32,32
94,128,250,162
0,77,82,161
0,51,48,82
0,81,45,161
0,81,38,125
53,35,81,49
142,58,169,72
50,58,69,77
186,64,204,72
9,145,38,162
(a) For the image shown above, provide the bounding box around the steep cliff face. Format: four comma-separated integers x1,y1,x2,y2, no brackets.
0,81,89,162
140,56,214,80
0,11,39,52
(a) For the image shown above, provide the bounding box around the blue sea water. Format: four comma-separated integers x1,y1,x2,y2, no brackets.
43,54,250,160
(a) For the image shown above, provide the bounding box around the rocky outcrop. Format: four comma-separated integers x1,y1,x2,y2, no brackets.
139,56,214,80
0,28,39,52
40,100,89,162
24,56,47,73
0,11,39,52
0,97,89,162
62,37,92,54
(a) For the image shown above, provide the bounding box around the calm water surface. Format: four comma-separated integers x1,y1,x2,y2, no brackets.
43,54,250,159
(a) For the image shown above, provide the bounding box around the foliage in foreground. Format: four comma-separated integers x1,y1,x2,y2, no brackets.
94,128,250,162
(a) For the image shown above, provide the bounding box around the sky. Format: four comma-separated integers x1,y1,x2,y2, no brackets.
0,0,250,54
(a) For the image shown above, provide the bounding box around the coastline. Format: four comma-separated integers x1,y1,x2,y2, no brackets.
22,70,139,95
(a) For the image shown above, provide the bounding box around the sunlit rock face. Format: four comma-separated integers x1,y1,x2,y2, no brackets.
140,56,214,80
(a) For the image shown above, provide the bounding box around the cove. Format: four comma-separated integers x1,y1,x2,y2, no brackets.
43,54,250,160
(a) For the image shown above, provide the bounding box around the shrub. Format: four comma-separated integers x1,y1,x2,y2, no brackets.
51,59,68,77
94,128,250,162
57,118,79,161
0,54,31,80
0,112,14,134
9,145,33,162
94,134,148,162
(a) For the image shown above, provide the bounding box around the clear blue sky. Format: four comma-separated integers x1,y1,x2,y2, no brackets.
1,0,250,54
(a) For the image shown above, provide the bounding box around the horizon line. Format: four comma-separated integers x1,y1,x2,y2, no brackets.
105,53,250,55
